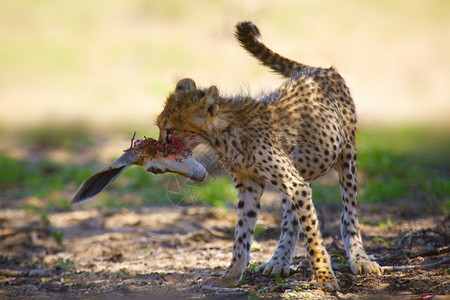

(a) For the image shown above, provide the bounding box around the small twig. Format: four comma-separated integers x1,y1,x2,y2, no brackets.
382,256,450,271
201,224,231,239
375,249,412,261
0,269,25,277
397,230,412,247
375,242,449,262
409,245,450,258
201,285,248,295
129,131,137,149
333,256,450,273
0,226,49,242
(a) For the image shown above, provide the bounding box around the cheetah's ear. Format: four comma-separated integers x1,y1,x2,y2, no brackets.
199,86,219,117
175,78,196,94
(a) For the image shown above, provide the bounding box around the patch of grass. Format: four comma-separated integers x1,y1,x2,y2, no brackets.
259,285,270,295
372,237,392,247
361,219,372,225
377,218,397,228
17,122,95,151
295,284,313,291
356,127,449,214
93,194,131,210
1,154,95,201
66,277,73,293
0,150,236,212
54,258,73,271
311,183,340,206
0,154,28,189
254,224,267,240
276,277,288,284
50,230,65,246
250,240,264,252
245,262,260,273
195,177,237,207
356,126,450,159
310,126,449,215
0,151,177,210
330,253,346,264
442,200,450,213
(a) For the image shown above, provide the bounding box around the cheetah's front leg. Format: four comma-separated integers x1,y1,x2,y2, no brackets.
203,175,265,287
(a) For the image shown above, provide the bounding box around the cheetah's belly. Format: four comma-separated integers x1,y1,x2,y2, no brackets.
289,119,344,181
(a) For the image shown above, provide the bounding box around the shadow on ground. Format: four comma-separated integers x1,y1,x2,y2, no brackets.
1,204,448,299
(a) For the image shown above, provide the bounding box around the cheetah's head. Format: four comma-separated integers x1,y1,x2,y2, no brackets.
156,78,219,150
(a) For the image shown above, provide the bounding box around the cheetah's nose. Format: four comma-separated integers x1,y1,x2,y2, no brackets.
189,162,207,183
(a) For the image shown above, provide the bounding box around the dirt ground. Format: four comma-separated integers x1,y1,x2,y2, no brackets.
0,201,448,299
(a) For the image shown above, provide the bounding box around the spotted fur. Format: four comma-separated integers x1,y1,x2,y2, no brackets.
156,21,382,291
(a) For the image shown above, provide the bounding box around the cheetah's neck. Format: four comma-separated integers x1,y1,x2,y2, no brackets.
213,95,260,132
200,95,270,149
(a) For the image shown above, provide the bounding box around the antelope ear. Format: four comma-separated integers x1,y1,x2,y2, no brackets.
175,78,196,94
200,86,219,117
72,166,129,203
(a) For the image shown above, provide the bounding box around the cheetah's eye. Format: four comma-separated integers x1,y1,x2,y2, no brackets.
167,128,176,140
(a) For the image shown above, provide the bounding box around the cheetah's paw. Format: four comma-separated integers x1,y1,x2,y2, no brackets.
256,259,290,277
350,257,382,275
202,276,239,288
310,277,340,291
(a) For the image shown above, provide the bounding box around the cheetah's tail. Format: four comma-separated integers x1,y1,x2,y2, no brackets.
235,21,309,78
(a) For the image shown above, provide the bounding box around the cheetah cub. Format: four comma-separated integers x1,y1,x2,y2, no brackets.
156,21,382,290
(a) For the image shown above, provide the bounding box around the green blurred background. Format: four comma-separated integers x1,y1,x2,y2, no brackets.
0,0,449,214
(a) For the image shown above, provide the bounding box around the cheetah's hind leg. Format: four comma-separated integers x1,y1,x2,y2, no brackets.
335,144,382,276
256,193,300,277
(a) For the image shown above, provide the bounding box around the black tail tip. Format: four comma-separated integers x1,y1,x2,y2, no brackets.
235,21,261,39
